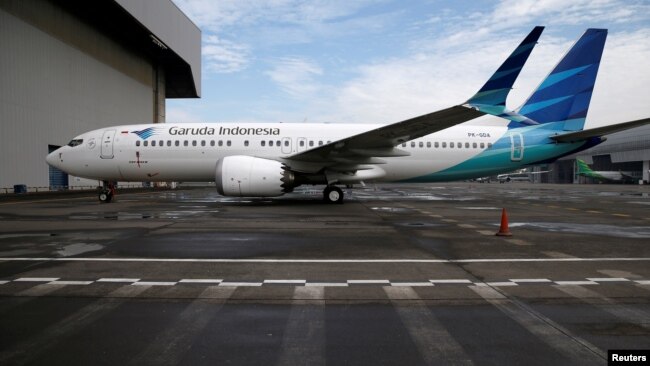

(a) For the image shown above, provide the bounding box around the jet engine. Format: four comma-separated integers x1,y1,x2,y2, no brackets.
215,155,295,197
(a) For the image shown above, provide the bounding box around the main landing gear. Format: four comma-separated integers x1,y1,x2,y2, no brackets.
323,185,344,204
98,181,116,203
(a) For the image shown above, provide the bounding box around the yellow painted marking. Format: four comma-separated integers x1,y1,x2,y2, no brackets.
612,213,631,218
547,205,559,209
586,210,602,214
565,208,579,211
442,219,458,223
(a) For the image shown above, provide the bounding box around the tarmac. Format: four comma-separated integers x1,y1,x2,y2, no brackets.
0,182,649,365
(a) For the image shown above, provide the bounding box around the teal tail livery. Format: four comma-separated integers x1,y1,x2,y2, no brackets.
46,27,650,203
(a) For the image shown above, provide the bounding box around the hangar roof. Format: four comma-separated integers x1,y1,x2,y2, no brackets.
58,0,201,98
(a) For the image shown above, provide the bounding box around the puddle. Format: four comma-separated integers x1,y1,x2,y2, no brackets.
371,207,414,213
395,222,444,228
458,207,500,210
69,210,219,220
0,233,55,239
56,243,104,257
507,222,650,239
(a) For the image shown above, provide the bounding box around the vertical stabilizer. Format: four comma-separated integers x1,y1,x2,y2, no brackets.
517,29,607,131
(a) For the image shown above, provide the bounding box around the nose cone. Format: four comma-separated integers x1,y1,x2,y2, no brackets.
46,149,63,170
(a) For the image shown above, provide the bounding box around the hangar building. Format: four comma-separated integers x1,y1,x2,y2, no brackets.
0,0,200,190
537,124,650,184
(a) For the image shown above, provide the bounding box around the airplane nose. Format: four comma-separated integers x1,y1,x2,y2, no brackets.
46,149,62,169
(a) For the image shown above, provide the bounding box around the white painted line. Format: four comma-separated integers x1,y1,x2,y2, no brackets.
554,281,598,286
586,277,630,282
2,257,650,263
510,279,552,283
635,280,650,285
132,281,176,286
429,279,472,284
178,279,223,284
49,280,93,285
264,280,307,284
97,278,140,283
348,280,390,284
0,281,9,285
305,283,348,287
487,282,518,287
390,282,434,287
219,282,262,287
473,282,489,287
15,277,60,282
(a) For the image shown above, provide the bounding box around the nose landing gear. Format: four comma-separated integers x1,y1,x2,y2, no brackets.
99,181,116,203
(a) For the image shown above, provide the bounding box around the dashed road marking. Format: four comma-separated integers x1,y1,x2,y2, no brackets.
612,213,631,217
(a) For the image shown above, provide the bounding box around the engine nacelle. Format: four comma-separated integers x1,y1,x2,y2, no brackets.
215,155,295,197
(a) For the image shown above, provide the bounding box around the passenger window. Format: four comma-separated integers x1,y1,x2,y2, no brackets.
136,141,140,147
427,142,431,148
319,141,323,146
192,141,197,146
465,142,470,148
299,140,304,147
401,143,406,147
487,143,493,148
227,141,232,147
144,141,148,146
450,142,454,148
435,142,439,148
277,140,281,146
201,140,206,147
309,141,314,147
480,142,485,148
411,142,415,148
284,140,289,147
458,142,462,148
159,140,163,147
175,140,180,147
167,141,171,147
442,142,447,148
244,140,249,147
419,142,424,148
184,141,188,146
152,140,156,147
218,140,223,147
473,142,477,148
210,140,215,146
269,141,273,147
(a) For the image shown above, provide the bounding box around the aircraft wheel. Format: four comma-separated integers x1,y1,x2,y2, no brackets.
99,190,113,203
323,186,344,204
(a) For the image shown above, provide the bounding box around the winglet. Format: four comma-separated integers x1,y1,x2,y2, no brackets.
465,26,544,112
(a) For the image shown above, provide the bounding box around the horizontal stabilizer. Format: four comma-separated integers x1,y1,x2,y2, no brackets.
550,117,650,143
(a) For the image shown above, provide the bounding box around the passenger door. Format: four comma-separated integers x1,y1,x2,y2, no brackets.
101,130,116,159
510,133,524,161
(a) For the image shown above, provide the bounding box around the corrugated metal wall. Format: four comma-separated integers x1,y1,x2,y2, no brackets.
0,2,156,188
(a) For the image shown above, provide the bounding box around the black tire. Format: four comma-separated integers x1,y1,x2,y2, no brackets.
323,186,344,204
99,190,113,203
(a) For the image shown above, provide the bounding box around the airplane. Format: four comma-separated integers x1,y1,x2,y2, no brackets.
576,159,640,183
47,27,650,203
496,169,550,183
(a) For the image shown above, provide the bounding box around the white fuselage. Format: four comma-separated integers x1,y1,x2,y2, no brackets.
47,121,509,183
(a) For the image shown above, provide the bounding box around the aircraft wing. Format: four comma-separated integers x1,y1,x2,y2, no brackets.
550,117,650,143
284,105,484,165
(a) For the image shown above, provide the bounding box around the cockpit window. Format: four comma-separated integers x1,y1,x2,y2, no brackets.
67,139,83,147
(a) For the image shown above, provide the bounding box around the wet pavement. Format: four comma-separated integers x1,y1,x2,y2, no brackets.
0,182,649,365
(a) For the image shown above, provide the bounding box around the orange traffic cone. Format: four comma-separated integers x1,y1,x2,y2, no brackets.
495,208,512,236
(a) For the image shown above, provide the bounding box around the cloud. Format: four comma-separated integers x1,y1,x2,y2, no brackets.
265,57,323,98
202,35,250,73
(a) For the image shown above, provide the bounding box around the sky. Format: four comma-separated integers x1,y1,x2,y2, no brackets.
169,0,650,129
